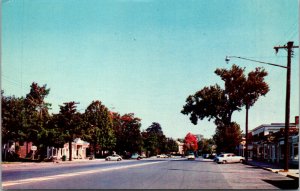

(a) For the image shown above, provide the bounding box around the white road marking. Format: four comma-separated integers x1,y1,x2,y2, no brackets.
2,161,167,187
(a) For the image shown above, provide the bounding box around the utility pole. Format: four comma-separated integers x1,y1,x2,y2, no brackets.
245,104,249,163
274,41,299,172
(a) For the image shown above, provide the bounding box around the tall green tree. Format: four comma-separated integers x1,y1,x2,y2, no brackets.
1,92,28,160
83,100,115,156
24,82,51,156
213,122,242,153
44,114,66,149
182,65,269,152
1,93,26,144
198,138,215,154
56,102,82,161
165,138,179,154
144,128,178,155
113,113,143,154
142,122,166,156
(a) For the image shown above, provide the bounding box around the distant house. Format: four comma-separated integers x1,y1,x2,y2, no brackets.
47,138,90,160
175,141,184,155
2,141,34,161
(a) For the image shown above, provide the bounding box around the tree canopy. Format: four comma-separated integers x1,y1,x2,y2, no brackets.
181,65,269,152
83,100,115,156
56,102,83,161
183,132,198,152
112,113,143,154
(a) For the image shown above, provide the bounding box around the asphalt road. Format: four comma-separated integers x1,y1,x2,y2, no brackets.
2,158,298,189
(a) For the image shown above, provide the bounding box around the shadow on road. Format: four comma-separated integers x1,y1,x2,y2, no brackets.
262,179,299,189
244,166,262,169
167,168,239,174
168,159,214,162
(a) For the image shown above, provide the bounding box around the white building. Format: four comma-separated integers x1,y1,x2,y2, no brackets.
47,138,90,160
175,141,184,155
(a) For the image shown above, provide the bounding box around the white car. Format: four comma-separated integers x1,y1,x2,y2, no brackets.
215,153,244,164
157,154,168,158
105,154,122,161
187,153,195,160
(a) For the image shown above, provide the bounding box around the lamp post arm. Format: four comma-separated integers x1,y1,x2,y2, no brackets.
227,56,287,69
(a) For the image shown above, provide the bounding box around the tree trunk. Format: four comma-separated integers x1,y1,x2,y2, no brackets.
93,144,97,157
26,142,29,157
69,141,72,161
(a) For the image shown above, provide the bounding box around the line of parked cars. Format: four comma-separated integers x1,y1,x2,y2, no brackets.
104,152,245,164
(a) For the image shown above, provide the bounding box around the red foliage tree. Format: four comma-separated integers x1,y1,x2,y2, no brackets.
183,133,198,152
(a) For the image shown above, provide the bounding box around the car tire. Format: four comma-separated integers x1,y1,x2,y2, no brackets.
222,160,226,164
240,159,244,163
117,158,121,161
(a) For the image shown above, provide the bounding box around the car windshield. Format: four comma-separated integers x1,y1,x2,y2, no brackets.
219,154,224,157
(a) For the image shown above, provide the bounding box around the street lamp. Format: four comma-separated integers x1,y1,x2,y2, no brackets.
225,56,287,68
225,42,297,171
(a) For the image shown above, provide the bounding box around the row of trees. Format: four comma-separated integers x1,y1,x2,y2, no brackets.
182,65,269,153
2,82,178,161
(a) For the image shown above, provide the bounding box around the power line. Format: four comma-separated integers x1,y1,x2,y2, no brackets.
276,22,298,45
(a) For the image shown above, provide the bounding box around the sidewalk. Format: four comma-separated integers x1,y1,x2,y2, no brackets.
246,159,299,180
2,158,106,169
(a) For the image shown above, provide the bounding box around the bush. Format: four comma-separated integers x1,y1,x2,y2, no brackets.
62,155,66,161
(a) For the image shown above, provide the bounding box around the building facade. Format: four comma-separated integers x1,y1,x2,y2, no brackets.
47,138,90,160
248,116,299,166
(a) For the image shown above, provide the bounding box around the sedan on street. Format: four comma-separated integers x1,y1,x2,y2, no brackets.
187,153,195,160
105,154,122,161
215,153,244,164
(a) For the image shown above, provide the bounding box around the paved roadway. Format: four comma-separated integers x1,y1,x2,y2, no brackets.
2,158,298,189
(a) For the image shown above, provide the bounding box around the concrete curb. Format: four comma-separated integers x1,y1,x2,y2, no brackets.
245,162,299,180
287,174,299,180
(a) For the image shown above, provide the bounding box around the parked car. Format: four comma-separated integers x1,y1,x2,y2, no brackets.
187,153,195,160
202,154,210,159
214,153,244,164
131,153,142,160
105,154,122,161
157,154,168,158
209,153,217,159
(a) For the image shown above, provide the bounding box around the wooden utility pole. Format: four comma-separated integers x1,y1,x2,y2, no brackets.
274,41,299,172
245,104,249,163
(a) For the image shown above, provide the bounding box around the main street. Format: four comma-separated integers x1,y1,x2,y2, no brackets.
2,157,298,189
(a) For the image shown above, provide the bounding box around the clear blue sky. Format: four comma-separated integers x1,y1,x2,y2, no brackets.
2,0,299,140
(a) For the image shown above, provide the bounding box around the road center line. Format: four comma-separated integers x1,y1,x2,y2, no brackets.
2,161,167,187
